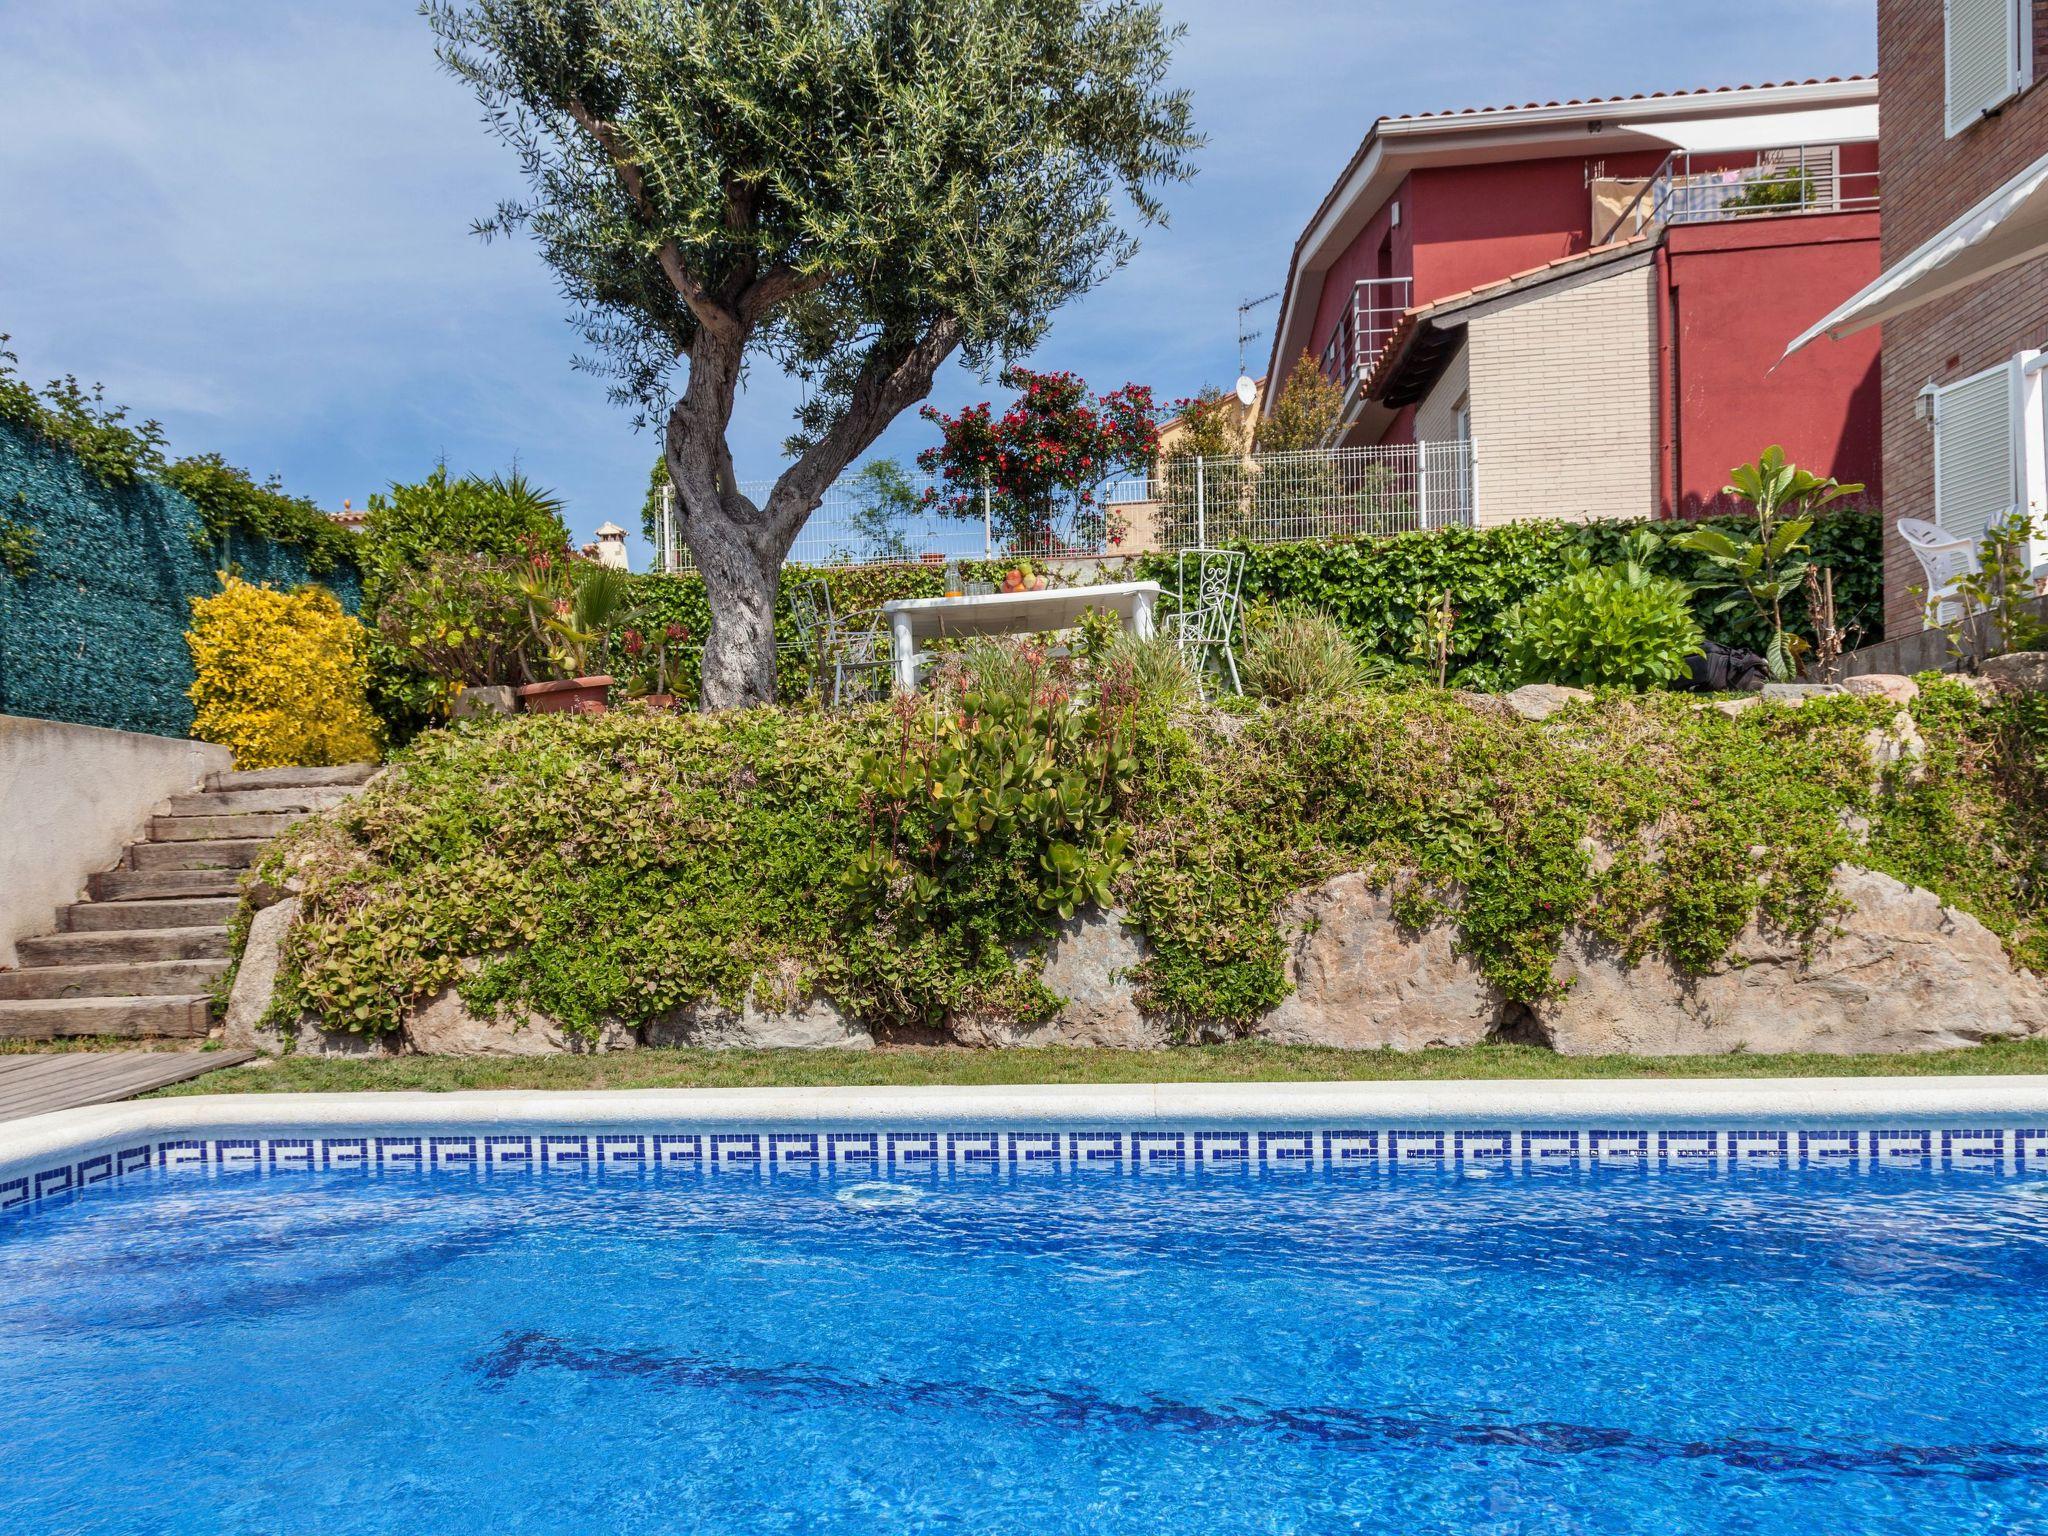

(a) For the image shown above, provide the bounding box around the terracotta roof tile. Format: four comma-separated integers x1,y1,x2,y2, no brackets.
1357,235,1656,401
1386,75,1871,123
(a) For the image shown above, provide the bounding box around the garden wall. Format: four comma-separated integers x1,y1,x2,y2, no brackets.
0,714,228,966
0,418,362,738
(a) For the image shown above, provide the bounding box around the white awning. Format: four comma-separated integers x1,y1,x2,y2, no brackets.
1786,148,2048,356
1644,103,1878,154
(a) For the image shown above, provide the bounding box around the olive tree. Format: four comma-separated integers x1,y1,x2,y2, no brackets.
426,0,1198,707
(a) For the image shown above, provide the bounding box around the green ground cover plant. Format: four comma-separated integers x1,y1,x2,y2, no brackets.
247,671,2047,1045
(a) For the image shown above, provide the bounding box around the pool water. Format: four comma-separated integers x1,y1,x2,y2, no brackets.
5,1164,2047,1534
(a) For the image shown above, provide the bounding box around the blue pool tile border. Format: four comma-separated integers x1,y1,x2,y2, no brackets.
7,1124,2048,1221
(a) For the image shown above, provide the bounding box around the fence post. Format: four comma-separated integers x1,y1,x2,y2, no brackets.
660,484,675,572
1417,443,1431,532
1195,455,1206,548
981,476,992,560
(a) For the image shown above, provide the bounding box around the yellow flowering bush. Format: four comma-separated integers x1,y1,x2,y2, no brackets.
186,575,381,769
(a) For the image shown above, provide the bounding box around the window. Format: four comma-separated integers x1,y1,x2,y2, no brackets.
1930,352,2047,567
1947,0,2034,137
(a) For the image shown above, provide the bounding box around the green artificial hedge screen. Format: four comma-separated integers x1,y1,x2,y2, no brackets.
0,417,361,738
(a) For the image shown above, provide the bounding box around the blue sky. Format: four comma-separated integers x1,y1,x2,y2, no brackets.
0,1,1874,557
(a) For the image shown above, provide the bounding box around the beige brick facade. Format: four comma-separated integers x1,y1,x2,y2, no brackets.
1412,343,1469,445
1436,262,1658,526
1876,0,2048,634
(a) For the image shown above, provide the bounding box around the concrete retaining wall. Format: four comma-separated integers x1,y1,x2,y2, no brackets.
0,714,229,966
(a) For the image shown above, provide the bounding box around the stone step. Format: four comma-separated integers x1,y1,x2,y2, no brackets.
206,764,376,793
164,787,355,817
89,867,242,902
149,812,301,843
127,837,268,872
63,896,240,932
0,995,210,1040
19,927,231,966
0,959,227,1000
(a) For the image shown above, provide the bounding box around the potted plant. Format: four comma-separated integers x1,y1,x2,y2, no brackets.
623,621,690,709
514,549,628,714
376,553,535,718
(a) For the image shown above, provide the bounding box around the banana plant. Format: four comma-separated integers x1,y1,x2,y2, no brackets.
1676,446,1862,681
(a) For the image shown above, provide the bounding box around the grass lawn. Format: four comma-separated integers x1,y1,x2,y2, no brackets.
127,1037,2048,1095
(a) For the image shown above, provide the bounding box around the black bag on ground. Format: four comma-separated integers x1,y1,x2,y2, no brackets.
1681,641,1770,693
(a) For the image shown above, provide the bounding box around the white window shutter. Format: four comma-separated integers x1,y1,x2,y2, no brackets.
2020,353,2048,573
1933,361,2020,548
1947,0,2025,137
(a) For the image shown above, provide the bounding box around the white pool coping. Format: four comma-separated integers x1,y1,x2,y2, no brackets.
8,1075,2048,1181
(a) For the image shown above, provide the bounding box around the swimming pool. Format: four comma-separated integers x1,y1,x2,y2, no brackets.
5,1082,2048,1534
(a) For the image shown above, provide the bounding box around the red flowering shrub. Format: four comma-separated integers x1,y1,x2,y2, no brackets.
918,367,1157,552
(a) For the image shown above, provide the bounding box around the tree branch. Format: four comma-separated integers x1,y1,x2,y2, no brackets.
563,94,740,343
738,263,828,322
764,316,963,541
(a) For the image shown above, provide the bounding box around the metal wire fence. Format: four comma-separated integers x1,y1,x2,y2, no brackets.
653,440,1476,572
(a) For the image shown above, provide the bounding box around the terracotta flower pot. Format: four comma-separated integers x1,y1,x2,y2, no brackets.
640,693,680,711
515,676,613,715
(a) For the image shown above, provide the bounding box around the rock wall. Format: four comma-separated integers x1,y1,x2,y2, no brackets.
1531,866,2048,1055
232,865,2048,1058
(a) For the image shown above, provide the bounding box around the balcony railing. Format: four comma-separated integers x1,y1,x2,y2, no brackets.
1318,276,1413,391
1598,145,1879,245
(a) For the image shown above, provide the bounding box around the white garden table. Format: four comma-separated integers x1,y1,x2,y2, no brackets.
880,580,1160,694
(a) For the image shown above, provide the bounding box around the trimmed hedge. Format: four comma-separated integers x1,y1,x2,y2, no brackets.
609,508,1883,700
0,417,362,738
1131,508,1881,676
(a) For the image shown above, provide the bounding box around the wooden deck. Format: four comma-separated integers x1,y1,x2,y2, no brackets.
0,1051,257,1123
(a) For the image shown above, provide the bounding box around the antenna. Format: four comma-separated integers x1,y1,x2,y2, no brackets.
1236,290,1279,378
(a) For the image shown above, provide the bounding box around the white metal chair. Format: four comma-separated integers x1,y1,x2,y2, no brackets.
788,580,891,705
1896,517,1978,627
1164,548,1246,699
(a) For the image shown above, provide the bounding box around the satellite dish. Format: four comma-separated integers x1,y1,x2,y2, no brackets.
1234,375,1258,407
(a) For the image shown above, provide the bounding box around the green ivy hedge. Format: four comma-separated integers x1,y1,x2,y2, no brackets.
0,417,362,737
1132,508,1881,674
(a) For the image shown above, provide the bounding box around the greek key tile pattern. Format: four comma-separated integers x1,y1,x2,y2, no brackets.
5,1125,2047,1221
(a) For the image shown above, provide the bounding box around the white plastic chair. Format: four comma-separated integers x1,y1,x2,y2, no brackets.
1896,517,1979,627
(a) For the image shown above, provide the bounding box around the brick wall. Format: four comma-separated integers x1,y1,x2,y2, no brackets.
1880,0,2048,250
1461,263,1657,524
1879,256,2048,633
1876,0,2048,633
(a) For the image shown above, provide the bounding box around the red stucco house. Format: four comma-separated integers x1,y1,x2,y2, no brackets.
1791,0,2048,637
1264,78,1884,525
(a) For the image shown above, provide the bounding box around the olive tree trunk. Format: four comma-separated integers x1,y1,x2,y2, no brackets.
663,321,962,710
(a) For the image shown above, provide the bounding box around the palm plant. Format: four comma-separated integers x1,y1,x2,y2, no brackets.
518,555,630,680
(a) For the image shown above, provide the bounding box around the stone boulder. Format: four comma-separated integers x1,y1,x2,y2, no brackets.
948,911,1172,1048
223,897,298,1054
645,961,873,1050
1502,684,1592,722
402,980,636,1056
1980,651,2048,695
1254,875,1503,1049
450,685,518,719
1759,682,1848,705
1842,672,1919,704
1532,866,2048,1055
1863,709,1927,782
